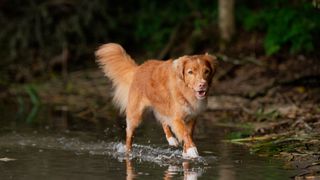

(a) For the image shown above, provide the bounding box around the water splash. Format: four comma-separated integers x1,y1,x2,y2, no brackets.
0,133,216,166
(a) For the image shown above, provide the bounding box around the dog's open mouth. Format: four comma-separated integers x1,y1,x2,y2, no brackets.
195,90,207,99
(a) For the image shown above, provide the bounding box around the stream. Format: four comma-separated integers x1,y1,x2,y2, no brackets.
0,103,297,179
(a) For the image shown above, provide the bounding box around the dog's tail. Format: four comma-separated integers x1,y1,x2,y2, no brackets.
95,43,138,113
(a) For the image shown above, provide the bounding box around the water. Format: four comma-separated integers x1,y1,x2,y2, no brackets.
0,103,296,179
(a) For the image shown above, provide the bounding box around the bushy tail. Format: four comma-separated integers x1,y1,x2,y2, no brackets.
95,43,137,113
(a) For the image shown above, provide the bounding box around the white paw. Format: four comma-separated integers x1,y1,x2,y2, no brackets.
185,172,198,180
182,147,199,158
116,143,126,153
167,137,179,147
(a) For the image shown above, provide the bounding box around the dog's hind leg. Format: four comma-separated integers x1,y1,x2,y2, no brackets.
125,119,137,152
125,111,143,152
125,96,145,152
162,123,179,147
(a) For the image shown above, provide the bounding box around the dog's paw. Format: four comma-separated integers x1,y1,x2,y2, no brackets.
116,143,127,153
167,137,179,147
182,147,199,158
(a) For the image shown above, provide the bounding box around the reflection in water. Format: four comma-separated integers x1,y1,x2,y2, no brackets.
125,156,203,180
181,161,203,180
218,164,235,180
126,157,136,180
217,138,235,180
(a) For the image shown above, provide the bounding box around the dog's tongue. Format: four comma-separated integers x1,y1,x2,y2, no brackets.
195,90,206,99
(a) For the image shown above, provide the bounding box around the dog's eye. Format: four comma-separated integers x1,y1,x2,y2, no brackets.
204,69,210,74
187,70,193,75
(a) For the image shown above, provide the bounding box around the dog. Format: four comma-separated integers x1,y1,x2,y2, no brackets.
96,43,217,158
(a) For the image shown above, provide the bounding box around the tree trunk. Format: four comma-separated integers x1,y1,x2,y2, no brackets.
218,0,235,48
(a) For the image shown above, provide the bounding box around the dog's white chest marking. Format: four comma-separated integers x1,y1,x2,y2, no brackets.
183,99,207,119
153,98,207,123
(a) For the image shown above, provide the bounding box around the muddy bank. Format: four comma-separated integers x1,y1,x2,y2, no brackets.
209,56,320,179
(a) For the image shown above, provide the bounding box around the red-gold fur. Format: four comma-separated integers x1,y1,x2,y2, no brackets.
96,43,218,157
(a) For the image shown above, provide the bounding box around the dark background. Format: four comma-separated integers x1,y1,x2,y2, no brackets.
0,0,319,85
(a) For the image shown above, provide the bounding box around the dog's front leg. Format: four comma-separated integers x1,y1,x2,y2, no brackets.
162,123,179,147
183,119,199,158
186,119,196,138
171,117,199,158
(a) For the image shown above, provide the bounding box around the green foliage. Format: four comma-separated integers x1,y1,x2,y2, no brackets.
254,108,280,122
25,85,40,106
251,138,302,155
239,0,320,55
133,1,187,51
227,123,254,140
227,130,252,140
132,0,217,52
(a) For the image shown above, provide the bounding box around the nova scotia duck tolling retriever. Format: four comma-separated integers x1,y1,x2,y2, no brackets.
96,43,218,158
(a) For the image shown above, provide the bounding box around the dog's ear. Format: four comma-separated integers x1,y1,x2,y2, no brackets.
204,53,218,75
173,56,187,80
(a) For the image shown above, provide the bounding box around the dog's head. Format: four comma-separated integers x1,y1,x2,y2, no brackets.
173,53,218,100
